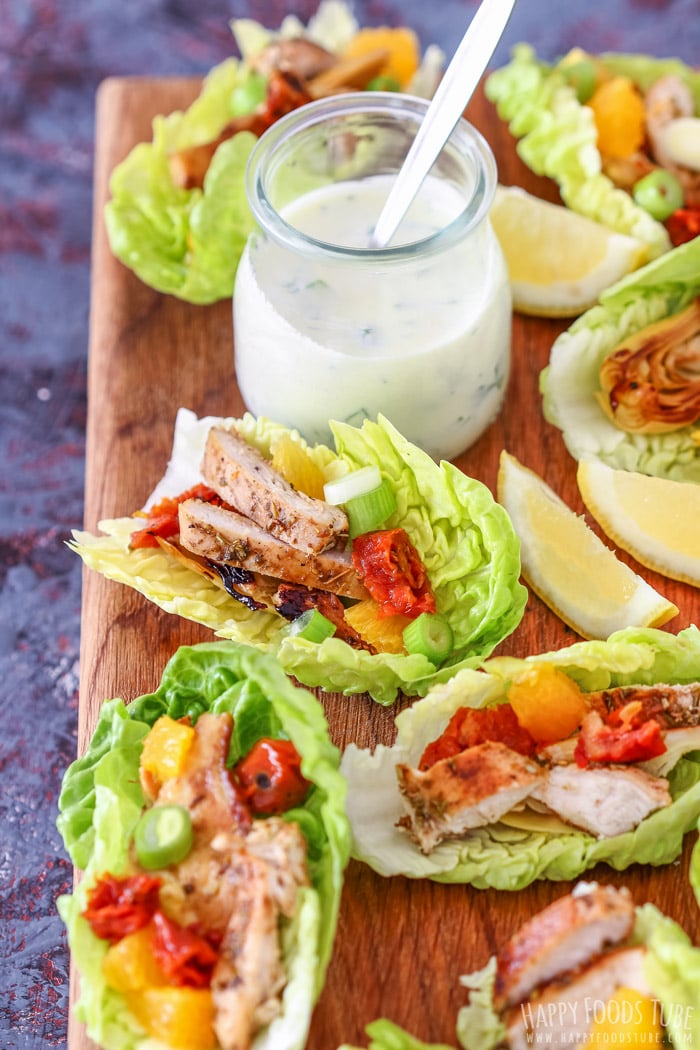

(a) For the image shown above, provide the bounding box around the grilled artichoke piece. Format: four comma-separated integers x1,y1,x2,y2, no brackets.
597,296,700,433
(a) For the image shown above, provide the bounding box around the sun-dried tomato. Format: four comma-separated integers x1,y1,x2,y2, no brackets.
129,484,220,549
82,873,162,942
419,703,536,770
151,910,218,988
352,528,436,618
233,737,310,815
574,704,667,767
666,207,700,247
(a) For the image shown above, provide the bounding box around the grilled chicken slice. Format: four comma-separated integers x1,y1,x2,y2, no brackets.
589,681,700,727
211,819,309,1050
396,741,544,853
530,763,670,838
202,426,348,554
505,945,652,1050
144,712,309,1049
179,498,368,600
148,712,252,934
494,884,635,1010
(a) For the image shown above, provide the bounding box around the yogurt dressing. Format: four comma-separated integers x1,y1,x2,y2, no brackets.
234,173,511,460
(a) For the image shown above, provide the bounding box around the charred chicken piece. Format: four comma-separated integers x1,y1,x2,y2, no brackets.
273,582,377,652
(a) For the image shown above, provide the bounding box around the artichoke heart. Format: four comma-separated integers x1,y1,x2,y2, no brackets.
597,296,700,433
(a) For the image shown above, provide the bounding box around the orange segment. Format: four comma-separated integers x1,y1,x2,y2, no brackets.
587,76,646,158
343,27,420,88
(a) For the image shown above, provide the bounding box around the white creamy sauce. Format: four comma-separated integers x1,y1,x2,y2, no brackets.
233,174,511,460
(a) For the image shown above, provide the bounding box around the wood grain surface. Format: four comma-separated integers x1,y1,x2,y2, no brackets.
73,75,700,1050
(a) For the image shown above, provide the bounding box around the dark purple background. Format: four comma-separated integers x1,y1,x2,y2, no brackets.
3,2,700,1047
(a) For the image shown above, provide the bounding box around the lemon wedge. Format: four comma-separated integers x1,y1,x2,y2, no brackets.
489,186,648,317
497,451,678,639
578,458,700,586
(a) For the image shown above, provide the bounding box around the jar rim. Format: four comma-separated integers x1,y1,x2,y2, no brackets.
244,91,498,261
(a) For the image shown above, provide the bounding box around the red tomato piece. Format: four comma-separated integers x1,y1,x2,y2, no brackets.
666,207,700,247
129,484,221,549
419,703,536,770
351,528,436,618
574,708,667,767
233,738,310,815
82,873,162,942
151,911,218,988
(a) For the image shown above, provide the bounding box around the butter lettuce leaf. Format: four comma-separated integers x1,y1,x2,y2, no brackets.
104,58,256,304
541,236,700,481
57,640,350,1050
455,905,700,1050
340,626,700,886
485,44,671,258
68,410,527,704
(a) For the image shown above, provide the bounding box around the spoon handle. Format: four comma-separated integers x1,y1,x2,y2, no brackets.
370,0,516,249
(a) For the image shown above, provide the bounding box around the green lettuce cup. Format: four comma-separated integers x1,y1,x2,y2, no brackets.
340,626,700,887
486,45,700,261
57,640,350,1050
68,411,527,705
541,236,700,481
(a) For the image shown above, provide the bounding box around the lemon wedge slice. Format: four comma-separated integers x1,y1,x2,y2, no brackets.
497,451,678,639
489,186,648,318
578,458,700,586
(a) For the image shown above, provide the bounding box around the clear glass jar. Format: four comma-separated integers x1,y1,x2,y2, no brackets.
233,92,511,461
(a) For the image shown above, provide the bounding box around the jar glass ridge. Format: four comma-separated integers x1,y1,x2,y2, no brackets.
233,92,512,461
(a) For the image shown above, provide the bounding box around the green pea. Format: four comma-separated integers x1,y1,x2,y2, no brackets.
633,169,684,221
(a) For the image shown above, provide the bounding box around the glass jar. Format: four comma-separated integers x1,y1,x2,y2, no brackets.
233,92,511,461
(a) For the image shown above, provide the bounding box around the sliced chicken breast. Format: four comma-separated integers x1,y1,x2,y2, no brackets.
211,819,309,1050
494,883,635,1010
530,763,670,838
202,426,348,554
505,946,652,1050
179,498,368,599
396,741,544,853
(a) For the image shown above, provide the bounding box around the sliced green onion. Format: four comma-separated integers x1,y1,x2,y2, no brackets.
134,804,193,870
345,478,397,537
366,75,402,92
402,613,454,664
324,466,382,506
284,608,336,643
229,71,267,115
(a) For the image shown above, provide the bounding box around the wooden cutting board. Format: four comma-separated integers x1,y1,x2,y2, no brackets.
73,75,700,1050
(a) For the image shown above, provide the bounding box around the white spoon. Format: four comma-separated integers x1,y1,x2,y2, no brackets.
370,0,516,249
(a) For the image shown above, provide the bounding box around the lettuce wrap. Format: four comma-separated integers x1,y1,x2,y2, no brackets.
57,639,350,1050
456,900,700,1050
485,45,700,260
104,2,364,303
105,2,445,303
340,626,700,887
68,410,527,705
540,235,700,481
